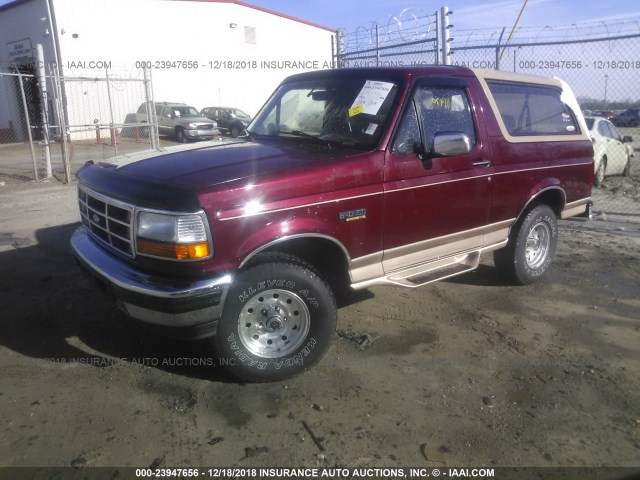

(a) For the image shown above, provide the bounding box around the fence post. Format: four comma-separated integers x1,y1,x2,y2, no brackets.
105,67,118,155
15,71,38,181
336,30,343,68
52,64,71,184
36,44,52,178
331,34,336,68
494,27,505,70
143,66,159,150
375,24,380,67
435,10,441,65
440,6,451,65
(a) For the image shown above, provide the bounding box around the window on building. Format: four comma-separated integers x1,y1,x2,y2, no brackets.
244,26,256,44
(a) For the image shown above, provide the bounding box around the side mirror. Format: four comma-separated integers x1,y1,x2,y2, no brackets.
623,135,633,143
432,132,471,157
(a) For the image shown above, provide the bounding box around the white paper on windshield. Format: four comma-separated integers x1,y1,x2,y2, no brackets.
365,123,378,135
349,81,394,117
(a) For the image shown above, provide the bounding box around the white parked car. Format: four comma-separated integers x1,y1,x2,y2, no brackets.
585,116,633,186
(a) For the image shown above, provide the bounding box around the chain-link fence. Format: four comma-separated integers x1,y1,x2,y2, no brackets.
335,14,640,223
451,20,640,223
52,67,159,182
336,9,442,68
0,63,159,183
0,69,46,181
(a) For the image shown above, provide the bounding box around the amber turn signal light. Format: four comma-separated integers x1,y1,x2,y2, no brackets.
137,239,210,260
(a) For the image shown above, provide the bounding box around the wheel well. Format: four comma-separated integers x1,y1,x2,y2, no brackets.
528,188,565,218
243,237,351,287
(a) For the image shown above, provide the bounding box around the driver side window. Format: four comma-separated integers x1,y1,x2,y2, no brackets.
393,85,476,155
393,103,421,155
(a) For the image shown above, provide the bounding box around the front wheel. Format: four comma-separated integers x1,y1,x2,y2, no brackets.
213,254,336,382
494,204,558,285
175,127,187,143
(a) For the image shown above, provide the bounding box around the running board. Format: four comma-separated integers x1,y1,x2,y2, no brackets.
351,251,481,289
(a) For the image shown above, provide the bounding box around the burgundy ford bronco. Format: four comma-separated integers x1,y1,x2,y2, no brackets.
71,67,593,382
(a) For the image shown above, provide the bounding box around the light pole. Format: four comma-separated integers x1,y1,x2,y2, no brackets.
603,74,608,110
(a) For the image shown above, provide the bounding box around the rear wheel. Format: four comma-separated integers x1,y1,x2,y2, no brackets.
494,204,558,285
213,254,336,382
230,126,240,138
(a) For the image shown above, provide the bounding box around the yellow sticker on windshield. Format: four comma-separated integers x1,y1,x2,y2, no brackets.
349,104,364,117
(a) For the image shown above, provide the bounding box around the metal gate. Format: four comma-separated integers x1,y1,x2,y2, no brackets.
0,61,160,183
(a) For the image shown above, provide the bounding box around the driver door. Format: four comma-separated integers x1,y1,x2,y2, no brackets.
382,78,494,273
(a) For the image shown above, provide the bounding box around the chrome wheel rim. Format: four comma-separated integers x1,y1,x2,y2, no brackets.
525,222,551,269
237,289,310,358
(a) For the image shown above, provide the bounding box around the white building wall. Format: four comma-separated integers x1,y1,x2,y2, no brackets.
51,0,335,117
0,0,57,141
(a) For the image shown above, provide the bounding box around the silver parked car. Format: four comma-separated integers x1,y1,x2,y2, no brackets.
137,102,219,142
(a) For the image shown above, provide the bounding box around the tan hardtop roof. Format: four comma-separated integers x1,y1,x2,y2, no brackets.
472,69,563,88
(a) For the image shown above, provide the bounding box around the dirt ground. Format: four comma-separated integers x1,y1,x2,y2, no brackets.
0,178,639,475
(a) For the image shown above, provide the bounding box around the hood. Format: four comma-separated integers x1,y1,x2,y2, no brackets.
84,139,340,190
182,115,215,123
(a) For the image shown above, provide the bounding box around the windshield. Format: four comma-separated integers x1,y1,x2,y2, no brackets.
171,106,200,117
231,109,250,118
248,77,400,148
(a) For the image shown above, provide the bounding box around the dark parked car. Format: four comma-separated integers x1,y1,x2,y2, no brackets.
201,107,252,137
594,110,615,121
613,108,640,127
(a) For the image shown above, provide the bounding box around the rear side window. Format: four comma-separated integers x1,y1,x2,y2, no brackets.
487,81,579,136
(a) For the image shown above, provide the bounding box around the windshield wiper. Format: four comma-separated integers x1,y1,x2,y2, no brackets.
277,129,316,139
278,130,336,149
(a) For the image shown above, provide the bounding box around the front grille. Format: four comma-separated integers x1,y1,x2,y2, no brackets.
198,124,214,130
78,185,135,257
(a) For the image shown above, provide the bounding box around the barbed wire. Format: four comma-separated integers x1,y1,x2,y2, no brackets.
454,16,640,47
338,8,438,52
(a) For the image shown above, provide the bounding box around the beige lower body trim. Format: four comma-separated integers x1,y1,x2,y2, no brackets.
561,197,590,219
349,219,514,287
349,251,384,284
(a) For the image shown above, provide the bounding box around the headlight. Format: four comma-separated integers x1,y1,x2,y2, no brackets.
136,211,211,260
187,123,197,129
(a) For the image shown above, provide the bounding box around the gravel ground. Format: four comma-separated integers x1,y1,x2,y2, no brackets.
0,179,639,476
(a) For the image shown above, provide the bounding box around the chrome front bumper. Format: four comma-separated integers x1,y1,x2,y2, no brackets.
185,127,219,138
71,227,231,331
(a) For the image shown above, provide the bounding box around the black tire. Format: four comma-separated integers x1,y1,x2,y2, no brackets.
230,126,240,138
594,159,606,187
175,127,187,143
213,253,336,382
494,204,558,285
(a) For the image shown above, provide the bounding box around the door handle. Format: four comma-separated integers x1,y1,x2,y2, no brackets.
471,160,491,167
